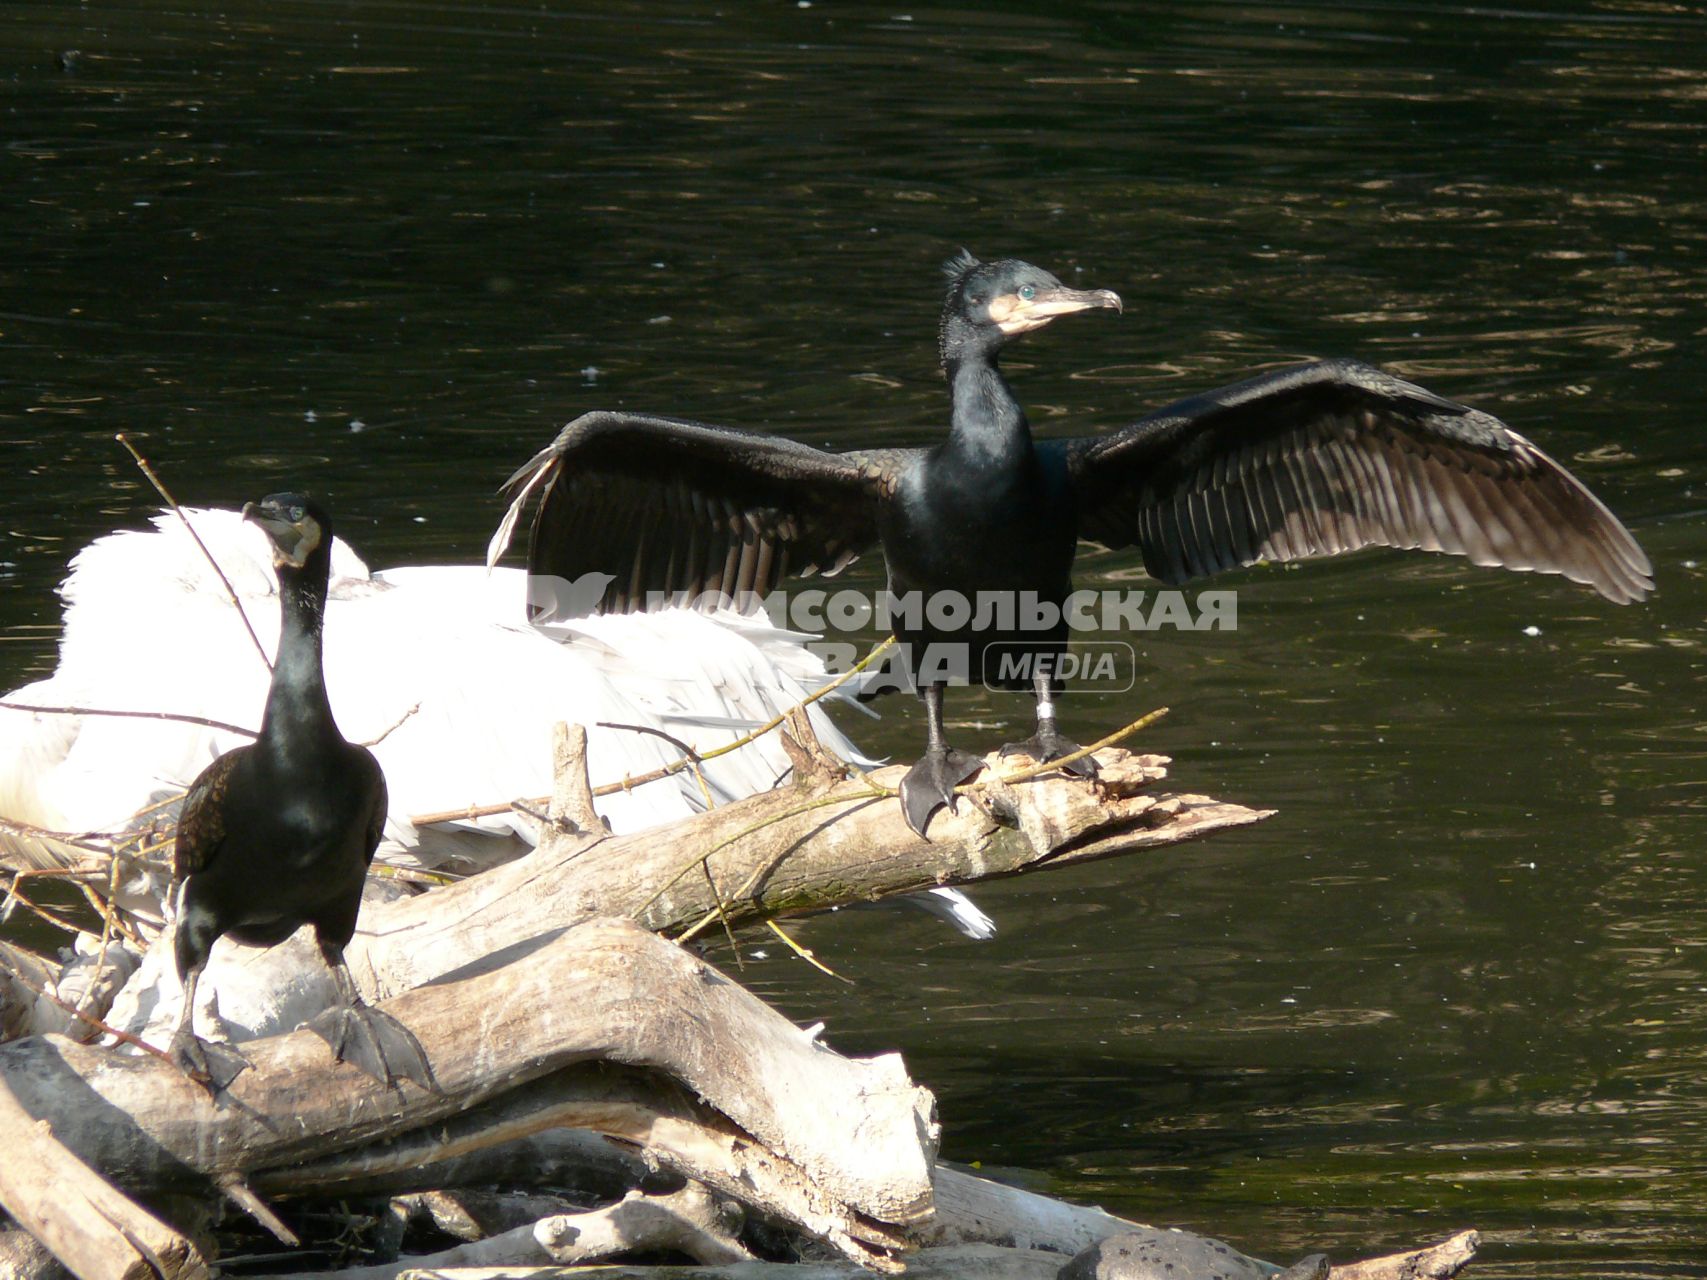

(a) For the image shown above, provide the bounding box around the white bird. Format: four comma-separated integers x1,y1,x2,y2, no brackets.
0,508,994,937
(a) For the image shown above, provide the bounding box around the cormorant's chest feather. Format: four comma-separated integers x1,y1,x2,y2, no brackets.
225,739,375,868
882,445,1076,592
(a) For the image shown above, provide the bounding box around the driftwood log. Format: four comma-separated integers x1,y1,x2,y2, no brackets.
2,919,935,1271
0,724,1478,1280
0,1075,206,1280
329,1230,1479,1280
94,744,1270,1049
364,745,1263,984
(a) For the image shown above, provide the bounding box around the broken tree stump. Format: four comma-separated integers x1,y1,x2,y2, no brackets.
0,919,933,1272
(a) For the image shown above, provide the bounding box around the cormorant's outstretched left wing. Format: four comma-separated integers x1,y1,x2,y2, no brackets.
490,412,907,617
1059,358,1651,604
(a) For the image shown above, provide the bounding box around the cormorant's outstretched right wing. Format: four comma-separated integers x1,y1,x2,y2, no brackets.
490,412,906,617
1059,359,1652,604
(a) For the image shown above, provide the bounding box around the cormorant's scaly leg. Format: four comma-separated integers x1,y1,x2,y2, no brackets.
1001,665,1098,778
306,938,438,1092
167,963,252,1095
898,682,983,838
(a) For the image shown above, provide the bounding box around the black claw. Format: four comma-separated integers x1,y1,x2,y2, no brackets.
170,1028,252,1095
308,1000,438,1092
898,747,983,838
1000,730,1099,779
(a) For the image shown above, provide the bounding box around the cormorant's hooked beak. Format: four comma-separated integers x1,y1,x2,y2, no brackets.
244,496,322,569
991,285,1123,336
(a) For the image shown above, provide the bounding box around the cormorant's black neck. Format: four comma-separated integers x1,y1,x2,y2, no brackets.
259,553,339,753
942,344,1031,466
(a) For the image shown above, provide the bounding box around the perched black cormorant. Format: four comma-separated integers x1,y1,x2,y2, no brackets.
169,494,434,1093
493,251,1652,836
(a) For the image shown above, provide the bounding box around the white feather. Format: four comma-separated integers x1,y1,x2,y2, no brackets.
2,503,995,1021
2,508,867,872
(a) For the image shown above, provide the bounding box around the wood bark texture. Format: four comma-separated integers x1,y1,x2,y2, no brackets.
0,728,1471,1279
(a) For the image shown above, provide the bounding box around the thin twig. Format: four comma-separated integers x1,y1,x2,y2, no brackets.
0,864,107,882
599,721,715,808
116,792,190,826
599,721,703,764
0,815,119,859
0,699,257,739
707,862,744,970
408,635,897,829
968,706,1171,791
667,790,884,942
77,856,133,962
507,798,551,827
671,706,1172,944
216,1175,301,1248
764,918,852,984
362,702,419,748
76,880,145,948
635,632,894,774
0,958,174,1061
1,801,182,870
1,869,93,936
85,842,145,968
129,837,175,863
369,863,460,888
116,432,274,672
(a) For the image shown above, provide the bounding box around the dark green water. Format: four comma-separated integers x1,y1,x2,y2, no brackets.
3,2,1704,1274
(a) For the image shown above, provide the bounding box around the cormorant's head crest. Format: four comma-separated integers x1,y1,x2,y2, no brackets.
940,249,999,365
942,247,982,285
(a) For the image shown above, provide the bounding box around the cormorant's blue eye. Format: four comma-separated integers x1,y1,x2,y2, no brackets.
1018,285,1036,301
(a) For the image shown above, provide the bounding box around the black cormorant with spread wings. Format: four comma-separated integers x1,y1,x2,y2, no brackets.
169,494,434,1094
491,252,1652,837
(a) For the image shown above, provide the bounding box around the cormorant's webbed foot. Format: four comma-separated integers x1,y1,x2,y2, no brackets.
308,999,438,1092
898,747,984,838
1000,728,1099,779
169,1027,252,1095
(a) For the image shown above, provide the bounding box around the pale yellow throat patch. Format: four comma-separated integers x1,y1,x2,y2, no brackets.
989,292,1070,335
272,518,323,569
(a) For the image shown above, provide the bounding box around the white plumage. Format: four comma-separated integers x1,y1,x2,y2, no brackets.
0,508,993,939
3,508,859,867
